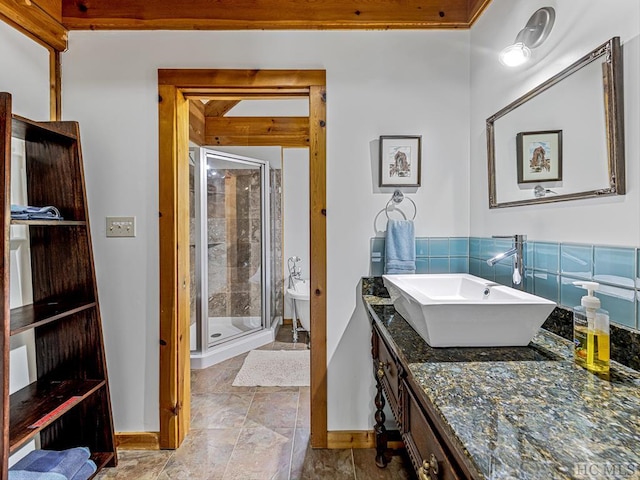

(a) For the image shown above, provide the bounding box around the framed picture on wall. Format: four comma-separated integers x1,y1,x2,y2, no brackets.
379,135,422,187
516,130,563,184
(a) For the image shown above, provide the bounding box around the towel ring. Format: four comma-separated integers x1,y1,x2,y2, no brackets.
385,190,416,221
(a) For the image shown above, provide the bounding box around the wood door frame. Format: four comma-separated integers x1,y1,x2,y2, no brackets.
158,69,327,449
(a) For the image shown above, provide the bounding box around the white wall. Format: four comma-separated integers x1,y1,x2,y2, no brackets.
0,19,49,464
470,0,640,245
283,148,310,319
0,21,49,120
61,30,471,431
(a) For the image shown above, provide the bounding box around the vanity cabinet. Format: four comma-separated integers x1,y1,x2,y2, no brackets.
371,322,474,480
372,326,402,420
402,377,461,480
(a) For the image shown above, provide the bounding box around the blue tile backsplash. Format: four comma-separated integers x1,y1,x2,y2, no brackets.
372,236,640,330
593,246,636,288
370,236,468,277
533,242,560,274
415,238,429,257
450,238,469,257
533,272,559,304
560,244,592,280
429,238,449,257
470,237,638,330
429,257,450,274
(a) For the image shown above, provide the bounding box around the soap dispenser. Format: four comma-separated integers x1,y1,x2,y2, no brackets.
573,281,610,374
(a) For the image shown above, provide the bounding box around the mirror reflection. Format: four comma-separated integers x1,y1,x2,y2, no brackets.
487,37,625,208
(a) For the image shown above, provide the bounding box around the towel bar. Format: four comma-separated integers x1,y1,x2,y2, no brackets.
385,190,416,221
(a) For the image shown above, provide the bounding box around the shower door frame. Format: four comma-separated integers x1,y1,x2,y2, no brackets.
193,147,271,353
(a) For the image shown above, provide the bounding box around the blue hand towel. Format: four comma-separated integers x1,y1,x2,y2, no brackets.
10,205,63,220
10,447,90,479
9,471,67,480
69,460,97,480
385,219,416,274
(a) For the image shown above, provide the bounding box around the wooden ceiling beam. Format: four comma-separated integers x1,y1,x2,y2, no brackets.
61,0,491,30
159,69,324,89
204,116,309,147
203,100,240,117
1,0,67,51
468,0,492,26
183,92,309,101
188,100,205,146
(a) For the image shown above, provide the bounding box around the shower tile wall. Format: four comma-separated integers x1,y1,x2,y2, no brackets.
207,171,228,317
191,161,283,337
224,169,262,318
189,168,264,320
271,169,284,325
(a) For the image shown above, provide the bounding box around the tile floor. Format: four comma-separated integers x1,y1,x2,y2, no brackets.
95,328,416,480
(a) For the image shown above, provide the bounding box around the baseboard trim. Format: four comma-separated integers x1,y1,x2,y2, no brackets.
326,430,404,449
116,430,402,451
115,432,161,450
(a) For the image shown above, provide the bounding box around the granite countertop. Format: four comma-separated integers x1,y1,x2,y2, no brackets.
363,294,640,480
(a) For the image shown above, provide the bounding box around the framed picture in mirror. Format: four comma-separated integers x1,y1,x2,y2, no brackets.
379,135,422,187
516,130,563,184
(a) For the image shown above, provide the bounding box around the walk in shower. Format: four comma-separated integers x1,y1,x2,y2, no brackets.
189,147,283,368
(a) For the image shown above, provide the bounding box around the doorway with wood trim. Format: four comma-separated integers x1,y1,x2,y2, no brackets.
157,69,327,449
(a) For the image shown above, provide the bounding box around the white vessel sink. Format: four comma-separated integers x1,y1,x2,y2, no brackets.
382,274,556,347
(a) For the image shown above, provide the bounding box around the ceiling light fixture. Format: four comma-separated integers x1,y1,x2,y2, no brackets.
499,7,555,67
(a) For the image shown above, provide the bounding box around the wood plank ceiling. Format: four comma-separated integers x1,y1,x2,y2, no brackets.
60,0,491,30
0,0,491,52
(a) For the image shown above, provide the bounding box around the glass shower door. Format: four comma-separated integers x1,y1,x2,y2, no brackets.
192,148,270,352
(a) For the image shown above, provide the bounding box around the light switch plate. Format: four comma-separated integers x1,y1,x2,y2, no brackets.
106,216,135,237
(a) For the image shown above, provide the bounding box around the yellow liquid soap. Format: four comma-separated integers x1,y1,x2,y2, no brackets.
586,330,610,373
573,324,588,367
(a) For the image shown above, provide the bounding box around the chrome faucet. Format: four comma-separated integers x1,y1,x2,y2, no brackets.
486,234,526,287
287,256,302,288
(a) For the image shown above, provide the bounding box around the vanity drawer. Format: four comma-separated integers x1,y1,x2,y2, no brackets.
403,379,461,480
373,328,401,418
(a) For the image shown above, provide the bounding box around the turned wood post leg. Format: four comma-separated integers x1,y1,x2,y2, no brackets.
374,365,388,468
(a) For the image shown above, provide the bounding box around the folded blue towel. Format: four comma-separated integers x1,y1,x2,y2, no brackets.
10,447,90,479
10,205,63,221
9,471,67,480
385,219,416,274
69,460,97,480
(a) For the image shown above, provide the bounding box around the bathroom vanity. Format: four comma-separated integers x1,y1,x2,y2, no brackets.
363,277,640,480
371,312,475,480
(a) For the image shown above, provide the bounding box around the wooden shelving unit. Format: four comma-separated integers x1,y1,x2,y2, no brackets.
0,92,117,479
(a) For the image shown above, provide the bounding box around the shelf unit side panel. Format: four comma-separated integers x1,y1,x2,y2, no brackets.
0,92,13,480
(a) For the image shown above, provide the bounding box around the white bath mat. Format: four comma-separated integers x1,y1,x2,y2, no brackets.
232,349,310,387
